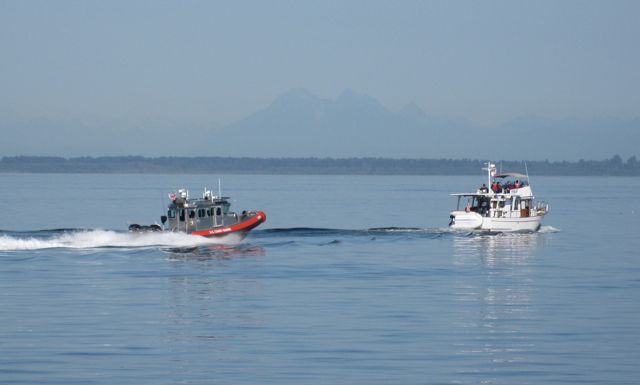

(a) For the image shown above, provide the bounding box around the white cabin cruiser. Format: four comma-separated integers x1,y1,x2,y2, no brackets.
449,162,549,232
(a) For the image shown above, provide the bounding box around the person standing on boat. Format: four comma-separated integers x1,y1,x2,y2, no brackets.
480,184,489,193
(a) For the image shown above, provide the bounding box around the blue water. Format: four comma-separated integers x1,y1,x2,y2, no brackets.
1,174,639,384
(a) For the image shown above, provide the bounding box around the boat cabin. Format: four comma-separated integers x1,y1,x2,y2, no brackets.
163,189,243,233
453,193,535,219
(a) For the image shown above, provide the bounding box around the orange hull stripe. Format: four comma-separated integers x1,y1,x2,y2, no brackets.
190,211,266,237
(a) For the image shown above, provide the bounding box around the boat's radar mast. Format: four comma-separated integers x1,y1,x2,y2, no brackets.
203,188,213,200
482,162,497,188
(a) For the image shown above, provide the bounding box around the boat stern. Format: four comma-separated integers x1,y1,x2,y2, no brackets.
449,210,483,230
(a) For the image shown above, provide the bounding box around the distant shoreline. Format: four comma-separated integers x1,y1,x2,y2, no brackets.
1,155,638,176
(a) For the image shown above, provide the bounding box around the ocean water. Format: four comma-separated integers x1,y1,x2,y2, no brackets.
0,173,639,384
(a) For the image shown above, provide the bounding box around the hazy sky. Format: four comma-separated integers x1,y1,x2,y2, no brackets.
1,0,639,130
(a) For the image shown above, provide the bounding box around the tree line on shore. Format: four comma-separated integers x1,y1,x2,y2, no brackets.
0,155,638,176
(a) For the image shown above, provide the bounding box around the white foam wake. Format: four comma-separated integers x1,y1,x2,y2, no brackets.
0,230,241,251
538,225,561,233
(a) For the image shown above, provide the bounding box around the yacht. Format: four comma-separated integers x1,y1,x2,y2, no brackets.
449,162,549,232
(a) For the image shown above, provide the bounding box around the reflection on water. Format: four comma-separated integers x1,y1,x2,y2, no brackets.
162,243,267,377
453,232,545,266
163,243,266,260
451,233,544,383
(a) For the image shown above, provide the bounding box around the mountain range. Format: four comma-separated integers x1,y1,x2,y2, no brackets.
1,88,638,160
213,88,639,160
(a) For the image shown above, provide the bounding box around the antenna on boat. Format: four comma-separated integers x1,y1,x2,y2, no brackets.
525,161,530,184
483,161,496,189
218,178,222,198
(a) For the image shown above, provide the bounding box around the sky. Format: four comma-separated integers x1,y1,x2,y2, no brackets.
1,0,639,156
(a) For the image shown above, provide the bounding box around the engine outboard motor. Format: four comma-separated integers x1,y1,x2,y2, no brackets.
129,223,163,232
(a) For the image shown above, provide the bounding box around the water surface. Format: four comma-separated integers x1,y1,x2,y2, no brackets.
1,174,638,384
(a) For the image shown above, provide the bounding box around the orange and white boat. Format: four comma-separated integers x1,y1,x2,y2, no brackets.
129,186,265,238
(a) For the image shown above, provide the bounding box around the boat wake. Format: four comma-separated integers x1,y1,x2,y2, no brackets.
0,229,241,251
254,227,455,238
538,225,561,233
254,226,558,239
0,225,557,252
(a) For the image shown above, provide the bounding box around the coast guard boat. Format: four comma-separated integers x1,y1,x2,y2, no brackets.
129,186,266,238
449,162,549,232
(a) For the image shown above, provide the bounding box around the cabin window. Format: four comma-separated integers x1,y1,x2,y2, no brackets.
189,210,195,219
504,198,512,209
198,209,204,218
216,207,222,216
168,209,176,219
179,209,185,221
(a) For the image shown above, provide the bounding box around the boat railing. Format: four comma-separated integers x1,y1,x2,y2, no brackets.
490,208,529,219
535,201,549,215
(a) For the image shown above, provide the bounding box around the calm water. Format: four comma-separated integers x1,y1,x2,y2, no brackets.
1,174,639,384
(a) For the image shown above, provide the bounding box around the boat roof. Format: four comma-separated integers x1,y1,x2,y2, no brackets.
451,188,533,197
494,172,527,179
451,193,487,197
170,196,230,207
